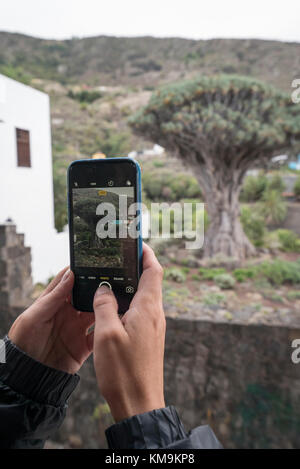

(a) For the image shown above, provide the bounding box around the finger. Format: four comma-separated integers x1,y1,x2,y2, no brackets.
86,330,94,352
78,311,95,330
93,286,125,339
128,244,164,322
137,243,163,295
142,242,161,270
40,269,74,312
39,266,69,299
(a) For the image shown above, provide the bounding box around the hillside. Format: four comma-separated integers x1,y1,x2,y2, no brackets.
0,32,299,90
1,32,299,230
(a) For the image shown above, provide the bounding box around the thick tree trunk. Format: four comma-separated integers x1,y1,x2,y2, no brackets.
194,165,256,260
204,200,256,259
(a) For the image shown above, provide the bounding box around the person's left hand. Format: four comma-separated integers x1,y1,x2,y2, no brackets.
8,268,95,374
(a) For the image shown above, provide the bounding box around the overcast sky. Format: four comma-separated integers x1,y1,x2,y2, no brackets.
1,0,299,43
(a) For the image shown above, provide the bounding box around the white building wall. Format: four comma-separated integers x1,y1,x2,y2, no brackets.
0,74,69,283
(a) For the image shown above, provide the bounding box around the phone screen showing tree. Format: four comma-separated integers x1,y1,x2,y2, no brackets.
68,159,140,313
73,186,135,271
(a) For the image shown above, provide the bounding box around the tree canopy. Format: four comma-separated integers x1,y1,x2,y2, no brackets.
129,75,300,259
130,75,300,168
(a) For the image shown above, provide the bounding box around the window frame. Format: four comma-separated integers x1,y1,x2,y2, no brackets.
16,128,31,168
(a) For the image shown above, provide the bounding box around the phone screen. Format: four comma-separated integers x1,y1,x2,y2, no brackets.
68,159,141,313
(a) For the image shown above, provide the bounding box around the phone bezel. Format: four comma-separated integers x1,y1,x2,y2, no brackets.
67,157,143,312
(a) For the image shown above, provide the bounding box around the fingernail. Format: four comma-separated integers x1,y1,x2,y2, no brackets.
62,269,71,282
95,285,111,296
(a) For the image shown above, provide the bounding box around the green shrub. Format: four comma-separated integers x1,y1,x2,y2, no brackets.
259,189,287,225
286,291,300,300
202,292,226,306
142,169,202,201
79,127,131,158
277,229,300,252
181,267,190,274
268,174,285,193
258,259,300,285
240,206,265,247
233,268,255,282
294,176,300,198
103,247,119,255
155,202,208,235
53,157,68,231
266,293,285,303
198,267,226,280
232,260,300,286
68,89,102,104
165,268,187,283
191,274,201,281
214,273,236,289
240,173,268,202
0,65,31,85
152,160,165,168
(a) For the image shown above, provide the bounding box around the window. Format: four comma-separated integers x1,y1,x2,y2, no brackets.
16,128,31,167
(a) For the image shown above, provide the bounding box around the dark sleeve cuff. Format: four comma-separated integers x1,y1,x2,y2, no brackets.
0,336,79,407
105,406,188,449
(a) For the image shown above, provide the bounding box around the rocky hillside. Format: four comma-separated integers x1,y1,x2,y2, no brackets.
1,32,299,230
0,32,299,90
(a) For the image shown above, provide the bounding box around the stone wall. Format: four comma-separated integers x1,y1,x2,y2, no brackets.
0,223,33,336
164,318,300,449
52,316,300,449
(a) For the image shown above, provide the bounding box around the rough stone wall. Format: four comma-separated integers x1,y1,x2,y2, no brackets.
0,223,33,336
52,317,300,449
164,318,300,449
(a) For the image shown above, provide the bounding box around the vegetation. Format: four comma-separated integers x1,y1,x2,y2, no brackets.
258,259,300,285
286,291,300,300
202,292,226,306
53,156,68,231
268,174,285,193
240,207,265,247
214,273,236,289
294,176,300,198
198,267,226,280
78,127,131,158
232,259,300,286
241,173,285,204
0,64,31,85
276,229,300,252
130,75,300,260
165,268,187,283
233,268,255,282
240,173,268,202
1,32,299,91
259,189,287,225
142,170,201,201
194,258,300,288
68,89,102,104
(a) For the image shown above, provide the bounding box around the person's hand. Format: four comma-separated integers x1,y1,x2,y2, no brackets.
8,268,95,374
92,243,166,422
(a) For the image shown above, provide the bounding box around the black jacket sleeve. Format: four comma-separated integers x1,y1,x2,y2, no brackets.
0,336,222,449
105,406,223,449
0,336,79,449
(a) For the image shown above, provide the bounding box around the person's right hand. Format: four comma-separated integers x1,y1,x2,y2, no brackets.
92,243,166,422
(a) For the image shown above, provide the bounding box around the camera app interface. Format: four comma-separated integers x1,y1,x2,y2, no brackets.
72,184,138,287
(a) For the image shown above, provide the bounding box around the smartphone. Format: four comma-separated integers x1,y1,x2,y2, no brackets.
68,157,143,314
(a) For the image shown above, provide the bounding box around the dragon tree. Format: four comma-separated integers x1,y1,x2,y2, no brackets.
130,75,300,259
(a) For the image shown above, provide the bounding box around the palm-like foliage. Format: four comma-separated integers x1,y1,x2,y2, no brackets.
130,75,300,259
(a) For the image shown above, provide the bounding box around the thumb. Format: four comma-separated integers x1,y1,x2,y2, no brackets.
93,286,124,338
